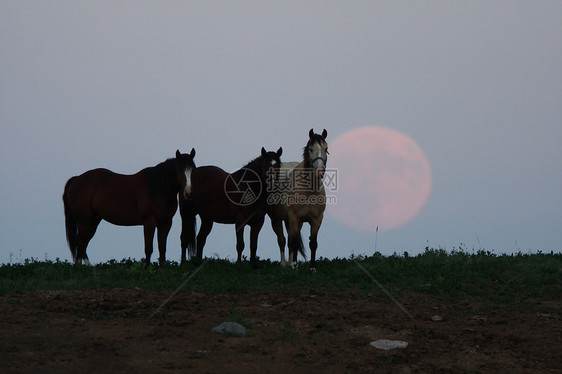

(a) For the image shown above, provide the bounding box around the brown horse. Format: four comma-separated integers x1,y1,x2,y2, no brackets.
267,129,328,268
180,147,282,268
63,149,196,266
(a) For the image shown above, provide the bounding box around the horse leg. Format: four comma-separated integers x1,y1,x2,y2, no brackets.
179,197,197,263
284,220,292,263
270,218,287,267
287,215,300,268
143,221,156,267
76,217,100,265
249,215,265,269
297,221,304,262
196,219,213,260
157,219,172,265
309,214,324,269
235,221,245,264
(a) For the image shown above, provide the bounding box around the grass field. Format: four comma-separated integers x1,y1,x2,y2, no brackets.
2,248,560,302
2,248,561,372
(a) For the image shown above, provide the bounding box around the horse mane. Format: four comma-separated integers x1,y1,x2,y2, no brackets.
143,158,179,198
228,155,270,203
239,155,267,178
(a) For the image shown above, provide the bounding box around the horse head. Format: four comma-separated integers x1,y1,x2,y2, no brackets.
260,147,283,191
305,129,328,178
175,148,196,199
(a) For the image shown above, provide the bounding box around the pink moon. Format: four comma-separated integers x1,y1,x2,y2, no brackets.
327,126,432,232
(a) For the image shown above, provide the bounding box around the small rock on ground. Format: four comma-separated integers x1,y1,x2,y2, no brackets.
211,322,247,337
370,339,409,350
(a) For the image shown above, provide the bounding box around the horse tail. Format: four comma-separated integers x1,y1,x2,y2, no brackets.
179,196,197,259
63,177,78,262
293,230,307,260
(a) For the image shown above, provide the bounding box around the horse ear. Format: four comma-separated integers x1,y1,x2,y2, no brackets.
176,149,181,158
277,147,283,157
261,147,267,157
322,129,328,139
309,129,314,139
190,148,196,158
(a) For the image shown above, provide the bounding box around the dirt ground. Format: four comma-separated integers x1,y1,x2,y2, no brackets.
1,289,560,373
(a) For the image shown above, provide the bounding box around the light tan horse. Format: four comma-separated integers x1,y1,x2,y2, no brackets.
267,129,328,268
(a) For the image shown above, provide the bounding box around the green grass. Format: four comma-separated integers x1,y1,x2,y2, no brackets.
1,249,560,302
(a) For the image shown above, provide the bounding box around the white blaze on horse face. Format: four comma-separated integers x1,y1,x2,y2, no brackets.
310,142,327,178
184,168,193,198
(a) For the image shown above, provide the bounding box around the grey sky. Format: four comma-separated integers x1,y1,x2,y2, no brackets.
1,1,561,264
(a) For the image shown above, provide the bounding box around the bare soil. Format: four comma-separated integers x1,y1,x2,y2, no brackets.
1,289,560,373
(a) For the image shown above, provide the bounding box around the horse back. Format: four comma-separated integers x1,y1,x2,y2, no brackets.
192,165,228,185
77,168,142,197
65,168,166,225
192,165,260,224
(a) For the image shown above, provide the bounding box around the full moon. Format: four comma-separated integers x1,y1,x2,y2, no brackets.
327,126,432,232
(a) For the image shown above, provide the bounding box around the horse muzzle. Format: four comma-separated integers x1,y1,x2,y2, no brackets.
183,186,192,200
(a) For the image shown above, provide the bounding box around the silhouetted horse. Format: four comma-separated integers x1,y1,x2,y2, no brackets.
180,147,282,268
63,149,196,266
268,129,328,268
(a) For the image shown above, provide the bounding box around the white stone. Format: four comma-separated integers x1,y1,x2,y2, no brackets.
370,339,409,350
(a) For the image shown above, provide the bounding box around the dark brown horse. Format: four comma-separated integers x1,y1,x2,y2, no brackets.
180,147,282,268
63,149,196,266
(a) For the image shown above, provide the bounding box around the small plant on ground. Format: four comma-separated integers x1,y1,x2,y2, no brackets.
224,307,252,329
